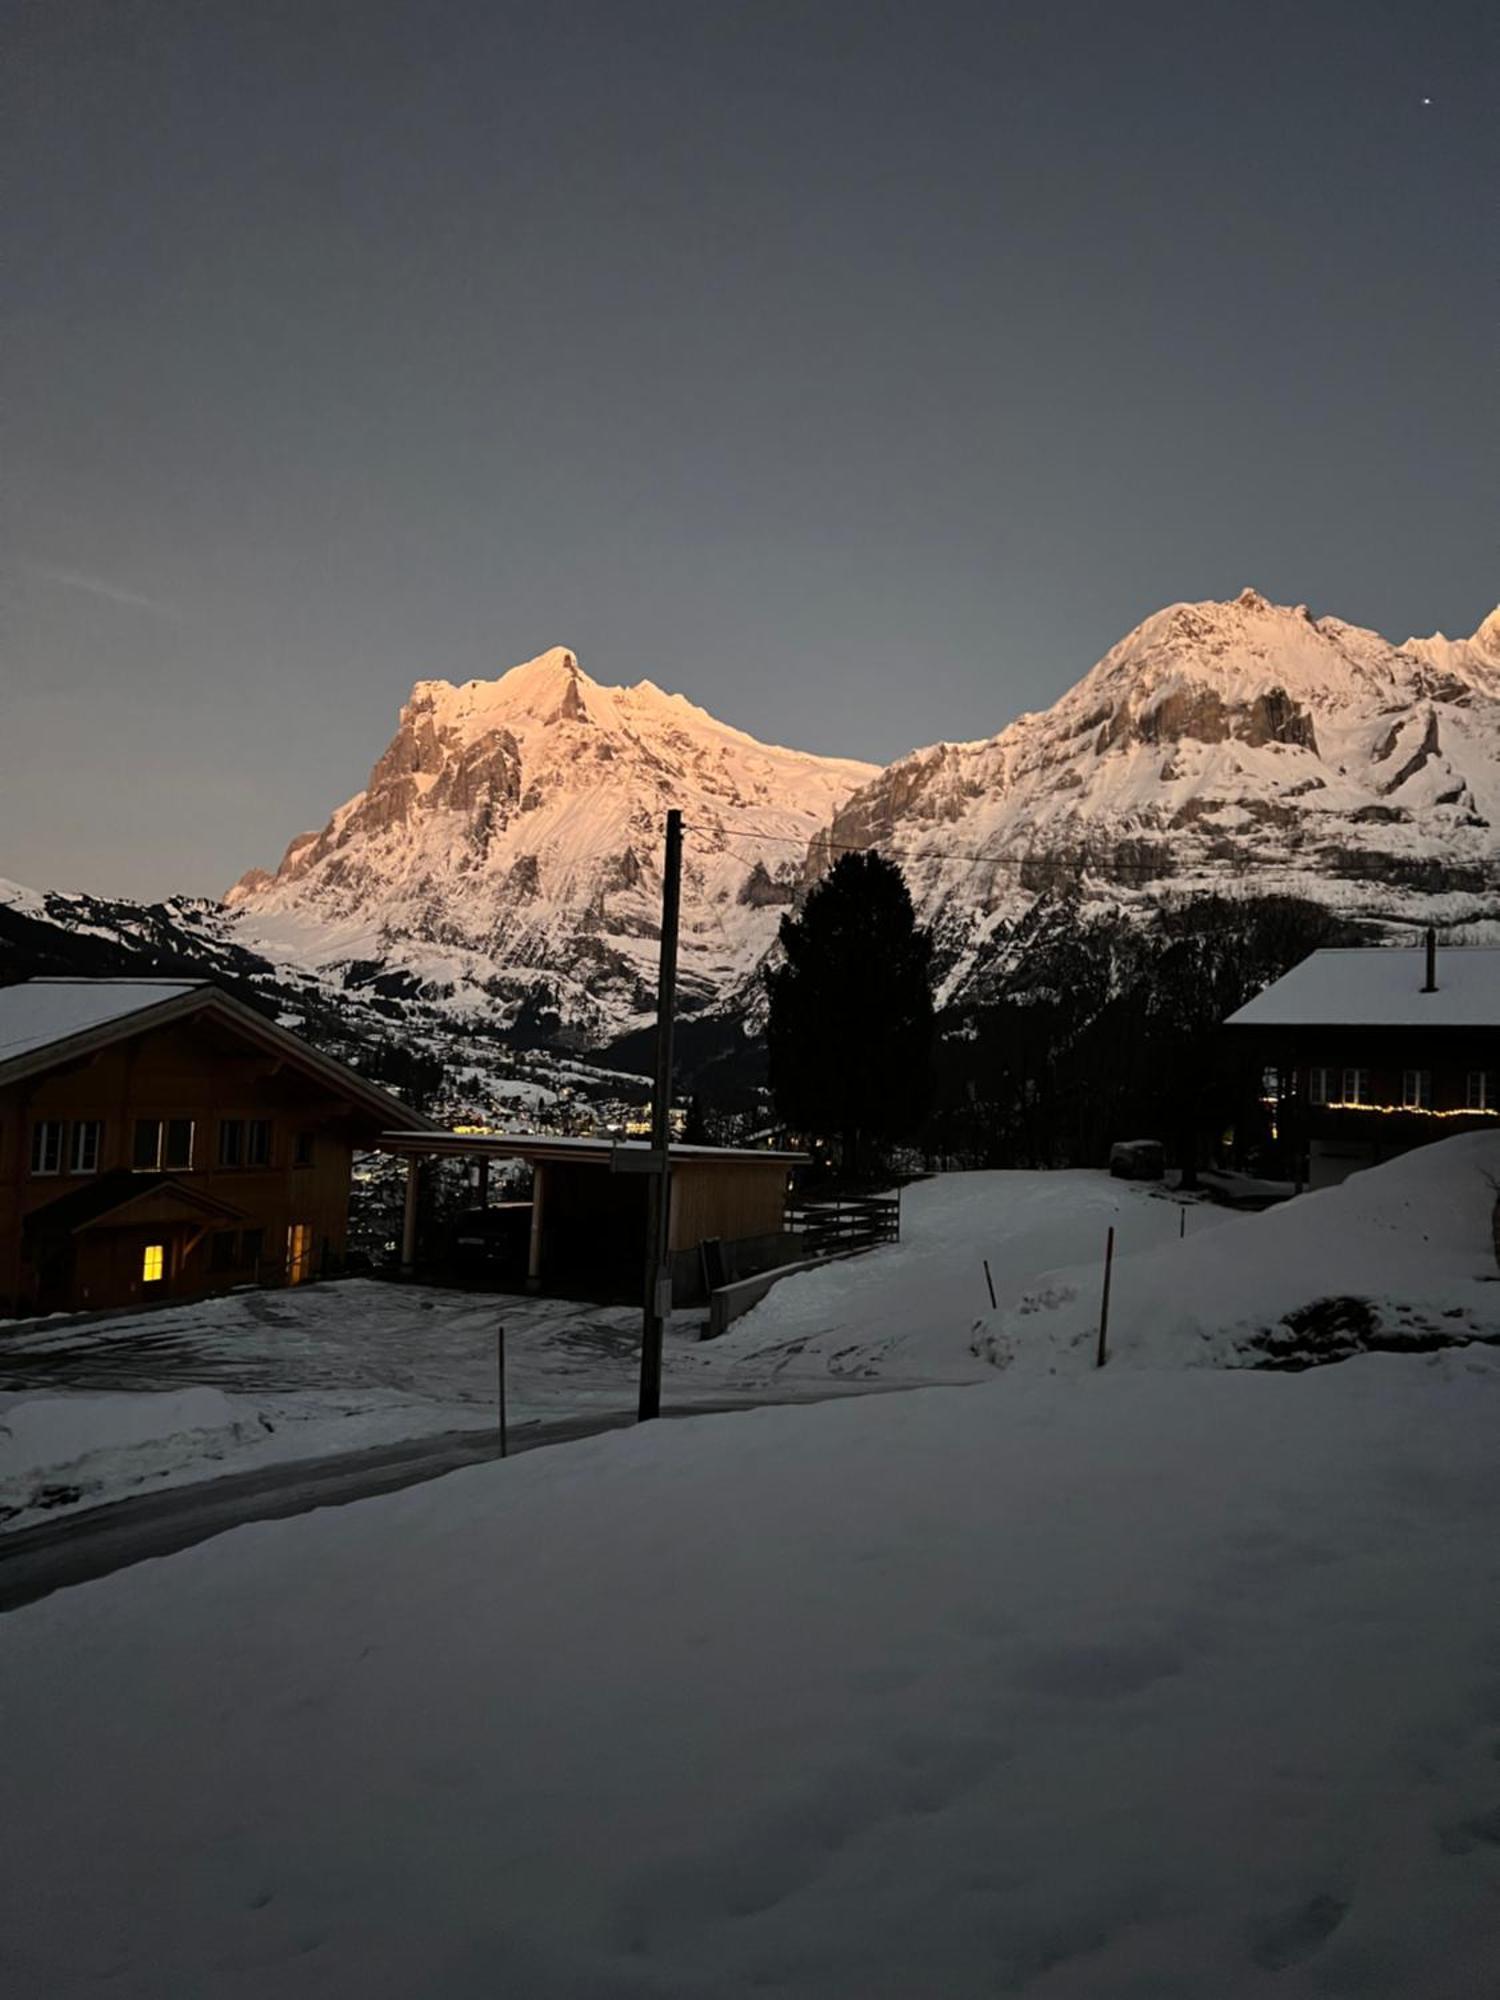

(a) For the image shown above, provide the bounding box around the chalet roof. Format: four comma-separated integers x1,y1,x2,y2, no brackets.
0,979,203,1062
378,1131,808,1168
1226,946,1500,1031
0,978,439,1133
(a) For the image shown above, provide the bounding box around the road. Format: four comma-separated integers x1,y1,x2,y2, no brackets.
0,1390,892,1614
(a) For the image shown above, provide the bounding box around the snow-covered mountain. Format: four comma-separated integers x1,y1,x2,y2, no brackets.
226,648,878,1041
810,591,1500,1007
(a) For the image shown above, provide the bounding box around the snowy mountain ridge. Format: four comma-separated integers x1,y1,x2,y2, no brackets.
226,646,878,1041
811,589,1500,1007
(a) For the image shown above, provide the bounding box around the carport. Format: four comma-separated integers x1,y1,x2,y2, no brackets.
378,1133,807,1302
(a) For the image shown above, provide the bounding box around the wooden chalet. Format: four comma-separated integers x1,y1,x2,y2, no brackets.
1224,932,1500,1188
0,979,431,1317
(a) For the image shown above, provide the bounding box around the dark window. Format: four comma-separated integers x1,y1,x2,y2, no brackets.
164,1118,195,1170
218,1119,245,1168
247,1119,272,1167
1341,1068,1369,1106
209,1230,239,1272
1466,1071,1494,1111
30,1121,64,1176
1402,1070,1432,1110
294,1131,315,1168
241,1227,265,1270
69,1121,103,1174
1308,1068,1331,1106
133,1119,163,1171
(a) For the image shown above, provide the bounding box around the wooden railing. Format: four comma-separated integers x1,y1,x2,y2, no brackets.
785,1191,901,1259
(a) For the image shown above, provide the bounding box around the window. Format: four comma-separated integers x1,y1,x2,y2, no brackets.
30,1120,64,1176
221,1118,270,1166
1260,1066,1280,1102
1467,1071,1495,1111
1402,1070,1432,1110
133,1119,163,1171
1341,1068,1370,1106
286,1223,314,1286
209,1230,239,1273
164,1118,194,1170
69,1120,103,1175
141,1243,165,1284
294,1130,315,1168
241,1227,265,1271
1308,1067,1332,1106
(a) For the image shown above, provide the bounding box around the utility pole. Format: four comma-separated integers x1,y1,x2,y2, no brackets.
638,808,683,1420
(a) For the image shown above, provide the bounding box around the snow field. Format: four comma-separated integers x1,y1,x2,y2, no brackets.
2,1349,1498,1996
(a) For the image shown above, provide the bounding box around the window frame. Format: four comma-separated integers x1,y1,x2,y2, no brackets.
217,1118,245,1168
164,1118,195,1171
246,1119,272,1168
1401,1069,1433,1111
29,1120,65,1177
132,1118,164,1172
69,1120,104,1175
1466,1070,1494,1111
1308,1067,1331,1106
1341,1067,1369,1106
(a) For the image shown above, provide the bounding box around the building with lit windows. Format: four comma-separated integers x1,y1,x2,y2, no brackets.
0,979,430,1317
1225,932,1500,1188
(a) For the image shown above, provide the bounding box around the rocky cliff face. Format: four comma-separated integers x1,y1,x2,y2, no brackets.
808,590,1500,1008
226,648,878,1040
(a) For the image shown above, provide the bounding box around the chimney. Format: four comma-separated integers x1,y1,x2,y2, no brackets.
1422,925,1438,994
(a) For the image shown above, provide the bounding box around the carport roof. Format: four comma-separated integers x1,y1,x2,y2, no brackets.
378,1132,808,1167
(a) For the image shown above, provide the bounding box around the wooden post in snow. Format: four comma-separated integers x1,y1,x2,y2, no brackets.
497,1323,508,1457
983,1259,997,1309
1096,1226,1115,1369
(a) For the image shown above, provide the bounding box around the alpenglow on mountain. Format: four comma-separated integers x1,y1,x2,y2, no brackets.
227,648,879,1040
812,590,1500,1007
224,595,1500,1038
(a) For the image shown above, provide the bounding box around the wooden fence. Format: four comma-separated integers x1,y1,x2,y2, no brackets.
785,1191,901,1259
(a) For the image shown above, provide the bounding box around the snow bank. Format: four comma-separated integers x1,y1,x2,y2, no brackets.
694,1169,1206,1386
2,1351,1498,1995
980,1131,1500,1372
0,1387,269,1524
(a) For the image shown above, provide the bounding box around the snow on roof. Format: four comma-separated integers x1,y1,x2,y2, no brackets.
0,979,206,1064
1226,947,1500,1029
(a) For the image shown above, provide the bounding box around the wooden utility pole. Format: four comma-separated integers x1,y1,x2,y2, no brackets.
638,808,683,1420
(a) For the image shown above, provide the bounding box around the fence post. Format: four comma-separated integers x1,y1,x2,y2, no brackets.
1179,1205,1186,1240
983,1258,997,1309
1096,1226,1115,1369
497,1323,508,1458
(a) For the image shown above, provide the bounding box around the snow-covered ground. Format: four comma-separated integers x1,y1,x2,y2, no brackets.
7,1144,1500,1531
0,1175,1191,1528
3,1345,1498,1997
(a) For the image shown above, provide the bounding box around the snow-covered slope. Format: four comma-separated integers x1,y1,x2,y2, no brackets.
228,648,877,1039
812,591,1500,1006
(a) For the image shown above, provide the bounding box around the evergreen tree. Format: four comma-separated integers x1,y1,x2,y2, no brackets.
765,851,934,1178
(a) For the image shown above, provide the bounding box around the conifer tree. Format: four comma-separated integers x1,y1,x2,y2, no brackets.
765,851,934,1179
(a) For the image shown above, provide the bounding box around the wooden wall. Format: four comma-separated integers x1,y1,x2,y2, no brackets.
0,1014,368,1315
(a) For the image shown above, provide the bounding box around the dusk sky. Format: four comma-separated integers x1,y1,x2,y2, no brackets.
3,0,1494,899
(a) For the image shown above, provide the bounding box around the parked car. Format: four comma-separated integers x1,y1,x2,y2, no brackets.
1109,1139,1165,1181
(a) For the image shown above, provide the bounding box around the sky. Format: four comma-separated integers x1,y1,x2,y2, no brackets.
2,0,1495,899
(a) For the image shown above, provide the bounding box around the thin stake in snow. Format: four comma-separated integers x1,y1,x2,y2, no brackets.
639,807,683,1422
497,1323,509,1457
983,1258,997,1309
1180,1205,1187,1240
1096,1226,1115,1368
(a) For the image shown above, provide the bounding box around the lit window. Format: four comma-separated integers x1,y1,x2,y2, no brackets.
142,1243,165,1284
69,1121,103,1174
29,1121,64,1176
1308,1067,1331,1106
1467,1071,1495,1111
1402,1070,1432,1110
1342,1068,1369,1106
286,1223,313,1285
1260,1066,1280,1103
